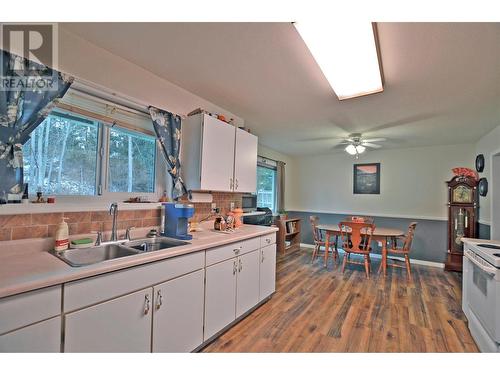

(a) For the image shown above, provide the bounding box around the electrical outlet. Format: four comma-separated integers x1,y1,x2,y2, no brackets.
211,203,217,213
230,202,235,211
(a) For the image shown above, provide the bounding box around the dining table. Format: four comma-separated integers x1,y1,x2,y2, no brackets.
316,224,405,275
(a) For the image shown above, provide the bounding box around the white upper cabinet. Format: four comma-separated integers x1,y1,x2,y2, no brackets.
181,113,258,193
234,128,258,193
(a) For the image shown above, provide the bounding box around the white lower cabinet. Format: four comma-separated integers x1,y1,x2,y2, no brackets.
204,258,237,340
236,250,260,317
0,316,61,353
152,270,204,352
259,244,277,301
64,288,153,353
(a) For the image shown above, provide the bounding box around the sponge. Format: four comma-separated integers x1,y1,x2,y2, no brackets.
71,238,93,245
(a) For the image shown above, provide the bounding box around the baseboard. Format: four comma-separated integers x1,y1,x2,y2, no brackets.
300,243,445,269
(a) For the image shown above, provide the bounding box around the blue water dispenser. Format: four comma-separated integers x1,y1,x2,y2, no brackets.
162,202,194,240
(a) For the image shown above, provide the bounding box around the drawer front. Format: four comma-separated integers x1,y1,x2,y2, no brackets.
0,285,61,335
0,316,61,353
64,251,204,312
261,233,276,247
206,237,261,266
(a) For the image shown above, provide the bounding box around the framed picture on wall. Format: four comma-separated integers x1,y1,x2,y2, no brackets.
353,163,380,194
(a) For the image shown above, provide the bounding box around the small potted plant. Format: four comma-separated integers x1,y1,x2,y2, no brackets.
278,210,288,220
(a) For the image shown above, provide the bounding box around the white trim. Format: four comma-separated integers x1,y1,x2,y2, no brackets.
489,148,500,240
287,208,447,222
300,243,445,269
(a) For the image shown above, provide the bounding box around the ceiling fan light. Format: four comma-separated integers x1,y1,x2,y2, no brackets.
356,145,366,154
345,144,357,155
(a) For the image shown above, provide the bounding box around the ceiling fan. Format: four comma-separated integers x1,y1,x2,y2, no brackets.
338,133,386,158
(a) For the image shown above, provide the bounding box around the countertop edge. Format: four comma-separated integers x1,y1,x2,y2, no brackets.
0,226,278,299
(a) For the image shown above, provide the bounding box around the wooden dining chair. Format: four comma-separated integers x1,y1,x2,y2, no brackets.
339,221,375,278
386,222,417,278
309,216,338,263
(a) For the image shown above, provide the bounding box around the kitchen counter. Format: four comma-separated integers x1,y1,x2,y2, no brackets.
0,224,278,299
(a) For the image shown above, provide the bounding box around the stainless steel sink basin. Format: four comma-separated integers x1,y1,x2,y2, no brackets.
51,243,140,267
125,237,190,252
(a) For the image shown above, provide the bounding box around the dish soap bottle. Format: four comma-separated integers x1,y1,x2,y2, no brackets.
54,217,69,251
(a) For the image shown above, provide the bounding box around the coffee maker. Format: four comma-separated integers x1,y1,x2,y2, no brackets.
161,202,194,240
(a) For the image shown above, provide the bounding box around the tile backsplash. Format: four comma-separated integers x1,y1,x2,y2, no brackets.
0,192,243,241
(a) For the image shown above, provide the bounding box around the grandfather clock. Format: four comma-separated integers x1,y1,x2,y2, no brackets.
445,175,478,272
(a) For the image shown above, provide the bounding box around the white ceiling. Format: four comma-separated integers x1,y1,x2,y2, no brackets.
61,22,500,156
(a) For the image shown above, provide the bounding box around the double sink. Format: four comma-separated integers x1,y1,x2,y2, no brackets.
51,237,190,267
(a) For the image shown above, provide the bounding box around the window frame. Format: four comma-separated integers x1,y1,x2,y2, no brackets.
256,157,278,213
22,106,166,203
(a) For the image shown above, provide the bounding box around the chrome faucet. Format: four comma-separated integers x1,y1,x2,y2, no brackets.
109,202,118,242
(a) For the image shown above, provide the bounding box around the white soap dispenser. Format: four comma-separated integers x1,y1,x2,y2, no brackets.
54,217,69,251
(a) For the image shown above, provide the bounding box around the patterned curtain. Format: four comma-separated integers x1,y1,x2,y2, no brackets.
0,50,73,194
149,106,187,200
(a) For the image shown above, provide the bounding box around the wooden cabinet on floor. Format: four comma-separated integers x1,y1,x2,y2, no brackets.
152,270,205,353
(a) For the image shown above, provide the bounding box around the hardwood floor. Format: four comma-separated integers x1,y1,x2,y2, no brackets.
203,247,478,352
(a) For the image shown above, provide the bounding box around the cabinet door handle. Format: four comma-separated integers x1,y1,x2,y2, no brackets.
229,177,233,190
238,258,243,272
235,179,239,190
144,294,151,315
261,249,265,263
233,260,237,275
156,290,163,310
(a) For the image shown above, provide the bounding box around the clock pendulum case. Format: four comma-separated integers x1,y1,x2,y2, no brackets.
445,175,479,272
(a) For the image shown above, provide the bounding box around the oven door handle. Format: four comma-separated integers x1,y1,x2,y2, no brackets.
465,251,497,276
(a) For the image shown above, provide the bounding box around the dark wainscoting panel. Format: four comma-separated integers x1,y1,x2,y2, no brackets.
287,211,449,264
478,222,491,240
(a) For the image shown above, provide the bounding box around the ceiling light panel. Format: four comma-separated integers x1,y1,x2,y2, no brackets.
294,22,383,100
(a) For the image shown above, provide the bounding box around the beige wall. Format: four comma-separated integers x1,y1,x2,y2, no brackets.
475,124,500,225
288,144,475,220
58,28,244,125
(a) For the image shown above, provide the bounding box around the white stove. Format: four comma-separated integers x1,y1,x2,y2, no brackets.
462,239,500,352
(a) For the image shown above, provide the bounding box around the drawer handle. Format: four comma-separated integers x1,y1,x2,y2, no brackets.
233,248,240,254
156,290,163,310
144,294,151,315
266,238,271,244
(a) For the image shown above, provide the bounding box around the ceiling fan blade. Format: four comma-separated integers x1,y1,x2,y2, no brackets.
362,142,382,149
362,138,386,143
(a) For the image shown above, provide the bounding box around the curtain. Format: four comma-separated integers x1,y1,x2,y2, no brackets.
0,50,73,194
149,106,187,200
276,161,286,212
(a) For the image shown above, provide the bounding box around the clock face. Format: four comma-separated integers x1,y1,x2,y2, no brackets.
452,185,473,203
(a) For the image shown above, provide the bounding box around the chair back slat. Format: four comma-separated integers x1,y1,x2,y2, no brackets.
309,215,322,242
403,222,418,252
339,221,375,253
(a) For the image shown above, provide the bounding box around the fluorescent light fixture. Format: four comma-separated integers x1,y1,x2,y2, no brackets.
345,144,366,155
294,22,383,100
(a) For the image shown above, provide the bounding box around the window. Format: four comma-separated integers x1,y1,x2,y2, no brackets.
108,127,156,193
23,112,99,195
257,161,277,212
22,96,158,197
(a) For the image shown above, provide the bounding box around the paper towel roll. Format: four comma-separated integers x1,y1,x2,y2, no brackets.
188,192,213,203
